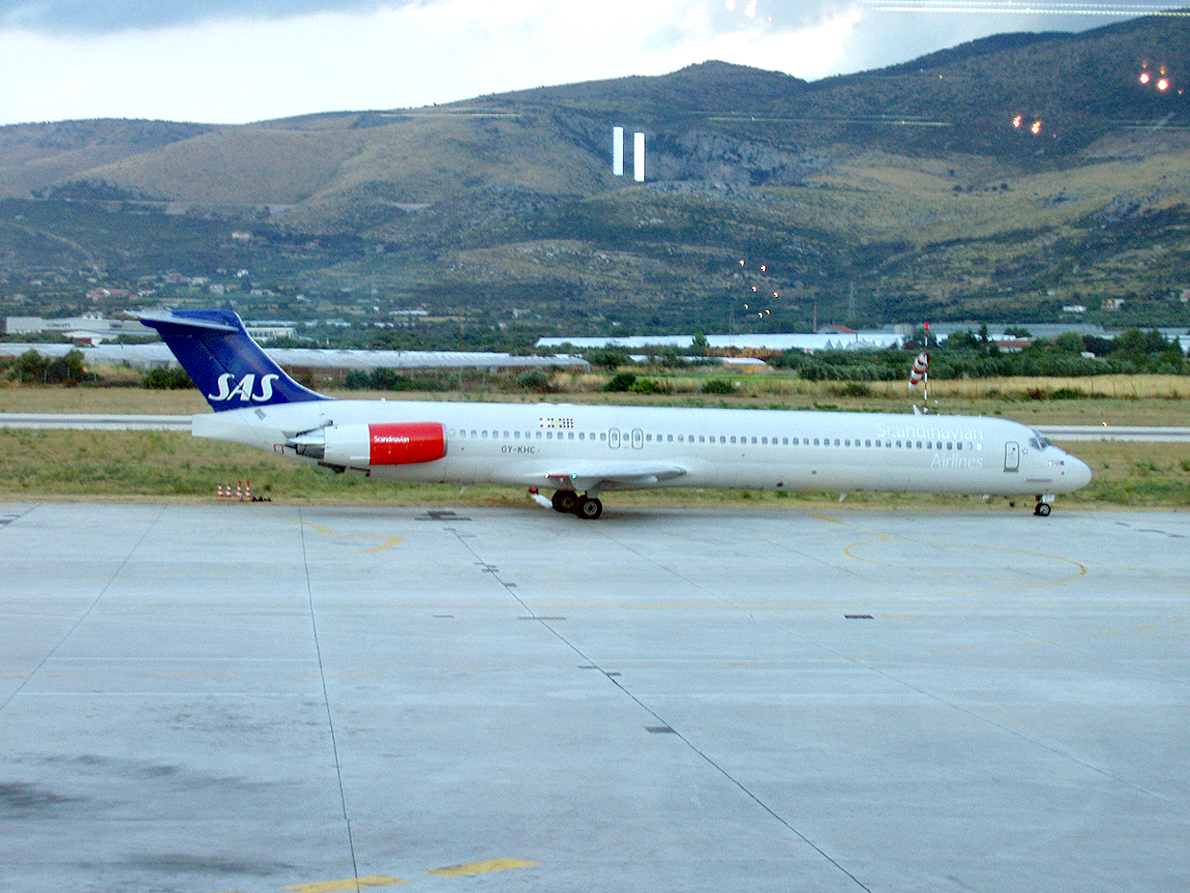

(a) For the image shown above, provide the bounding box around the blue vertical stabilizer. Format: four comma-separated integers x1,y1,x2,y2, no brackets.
139,309,327,412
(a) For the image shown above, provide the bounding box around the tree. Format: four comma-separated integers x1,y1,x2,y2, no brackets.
46,349,88,386
11,349,49,383
585,348,629,371
1053,332,1085,355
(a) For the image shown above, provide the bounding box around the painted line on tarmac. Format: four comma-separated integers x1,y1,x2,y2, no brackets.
255,857,539,893
285,877,407,893
425,858,539,877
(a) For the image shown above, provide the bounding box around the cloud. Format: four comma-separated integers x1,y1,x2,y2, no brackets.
0,0,1139,126
0,0,403,34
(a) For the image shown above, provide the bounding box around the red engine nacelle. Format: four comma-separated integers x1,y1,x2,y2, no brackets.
308,421,447,469
368,421,446,465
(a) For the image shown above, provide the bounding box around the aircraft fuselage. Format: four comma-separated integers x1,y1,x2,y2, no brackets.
196,400,1091,498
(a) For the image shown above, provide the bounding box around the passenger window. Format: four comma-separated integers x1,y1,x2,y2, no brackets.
667,434,674,443
813,438,820,446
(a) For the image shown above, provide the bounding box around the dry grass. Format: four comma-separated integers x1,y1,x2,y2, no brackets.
0,384,210,414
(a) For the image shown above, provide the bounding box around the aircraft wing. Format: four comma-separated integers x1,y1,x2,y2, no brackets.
540,460,687,493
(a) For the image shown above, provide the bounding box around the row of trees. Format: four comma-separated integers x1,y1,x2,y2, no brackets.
3,348,91,385
763,328,1190,381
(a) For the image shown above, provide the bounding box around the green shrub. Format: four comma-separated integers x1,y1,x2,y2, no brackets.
629,377,672,395
701,378,736,395
142,366,194,390
604,372,637,392
516,368,552,392
831,381,871,398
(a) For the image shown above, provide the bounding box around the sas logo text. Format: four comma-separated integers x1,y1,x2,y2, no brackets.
208,373,281,403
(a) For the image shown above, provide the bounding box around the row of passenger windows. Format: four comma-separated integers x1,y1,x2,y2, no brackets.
447,428,983,451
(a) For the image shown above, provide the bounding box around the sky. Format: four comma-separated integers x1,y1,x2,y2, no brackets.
0,0,1175,126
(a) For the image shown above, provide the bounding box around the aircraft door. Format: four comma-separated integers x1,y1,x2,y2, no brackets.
631,428,644,449
609,427,621,449
1004,441,1020,472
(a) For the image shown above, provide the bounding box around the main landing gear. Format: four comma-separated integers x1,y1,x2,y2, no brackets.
551,488,603,520
1007,495,1055,516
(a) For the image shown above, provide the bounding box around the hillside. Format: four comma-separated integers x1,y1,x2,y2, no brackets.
1,15,1189,339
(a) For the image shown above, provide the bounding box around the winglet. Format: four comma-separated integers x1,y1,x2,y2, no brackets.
139,309,327,411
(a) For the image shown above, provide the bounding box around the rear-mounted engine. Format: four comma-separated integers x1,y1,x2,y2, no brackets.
367,422,446,465
288,422,446,469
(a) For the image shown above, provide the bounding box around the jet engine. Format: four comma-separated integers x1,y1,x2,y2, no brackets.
288,422,446,469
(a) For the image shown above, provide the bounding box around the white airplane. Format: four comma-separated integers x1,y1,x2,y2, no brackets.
140,310,1092,519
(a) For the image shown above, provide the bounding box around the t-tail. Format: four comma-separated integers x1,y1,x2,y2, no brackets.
139,310,326,411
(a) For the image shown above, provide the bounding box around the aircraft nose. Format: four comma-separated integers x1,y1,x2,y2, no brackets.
1065,453,1093,490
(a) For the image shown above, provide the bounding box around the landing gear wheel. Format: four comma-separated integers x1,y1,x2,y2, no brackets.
551,489,579,514
577,496,603,520
1034,502,1052,517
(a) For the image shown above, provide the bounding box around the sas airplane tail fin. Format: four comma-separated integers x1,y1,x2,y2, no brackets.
139,309,326,412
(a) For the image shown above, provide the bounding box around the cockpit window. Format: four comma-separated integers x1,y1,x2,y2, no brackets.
1029,431,1052,450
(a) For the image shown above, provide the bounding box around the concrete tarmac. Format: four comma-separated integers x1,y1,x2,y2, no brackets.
1,501,1187,893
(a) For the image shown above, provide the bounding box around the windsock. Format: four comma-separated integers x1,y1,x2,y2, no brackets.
908,352,929,389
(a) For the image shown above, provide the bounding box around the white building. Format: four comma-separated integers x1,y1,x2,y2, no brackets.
4,315,154,344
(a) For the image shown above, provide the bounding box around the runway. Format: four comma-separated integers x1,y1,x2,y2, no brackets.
0,413,192,430
1,502,1187,893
